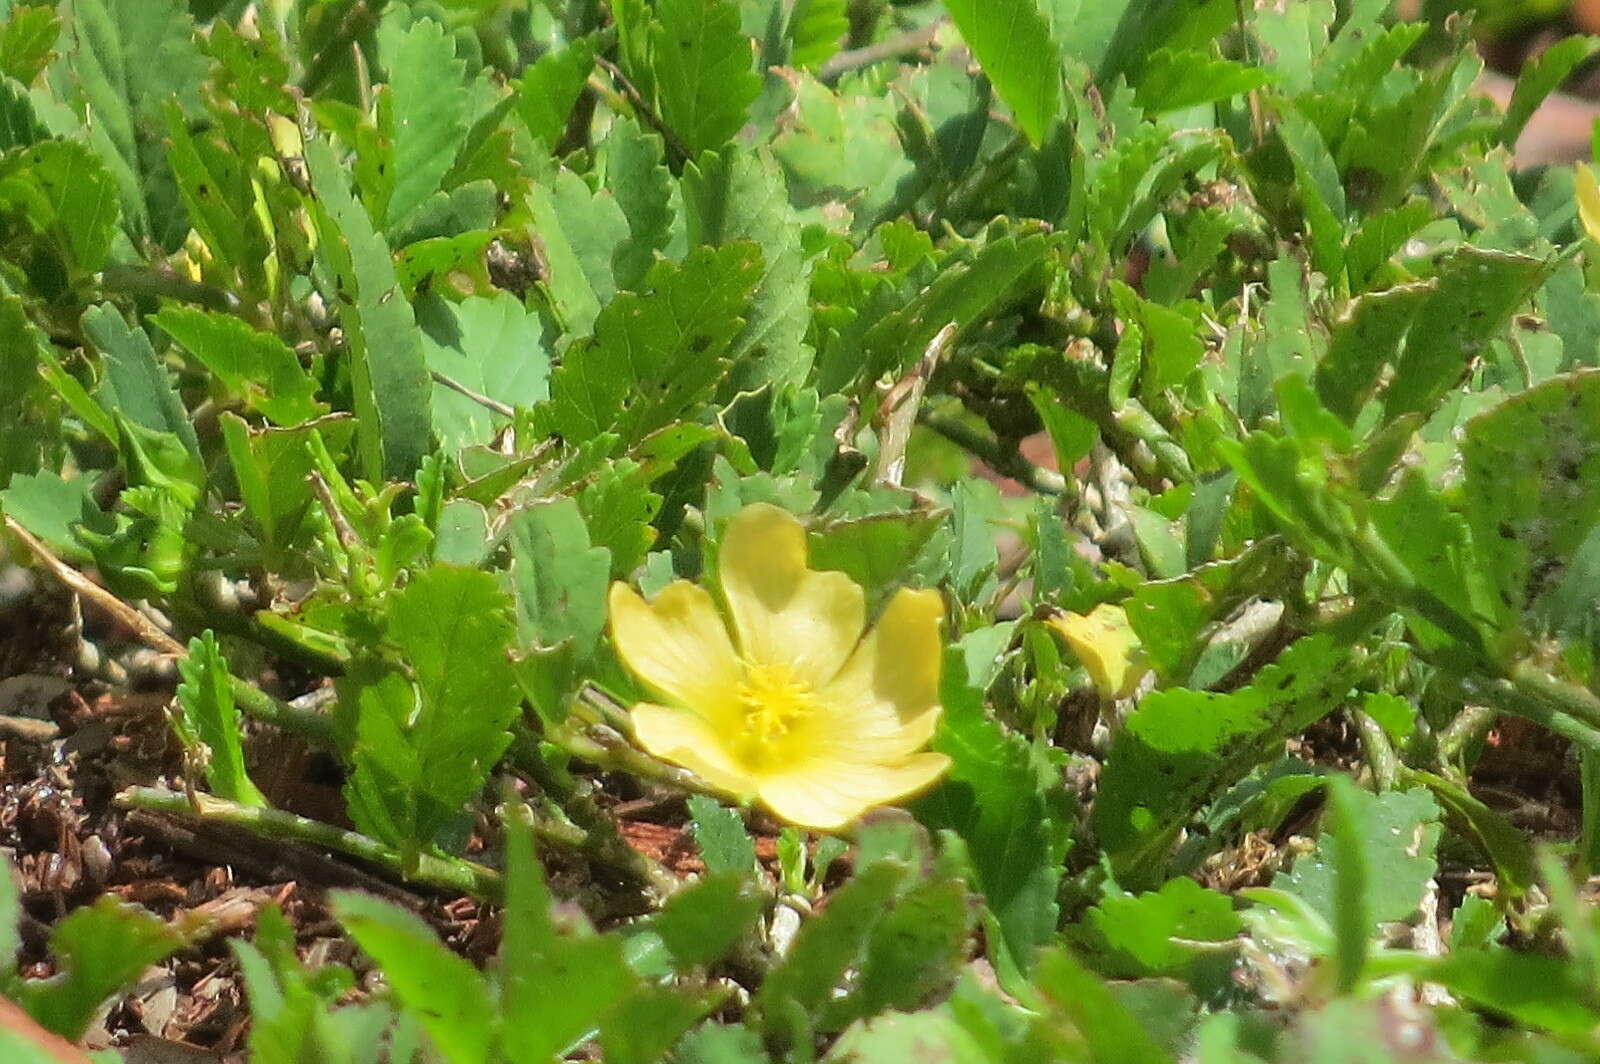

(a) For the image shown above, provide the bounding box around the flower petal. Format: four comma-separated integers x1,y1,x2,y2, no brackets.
631,702,756,798
608,581,741,723
718,503,864,687
756,753,951,831
1580,164,1600,243
1047,602,1148,699
816,586,943,757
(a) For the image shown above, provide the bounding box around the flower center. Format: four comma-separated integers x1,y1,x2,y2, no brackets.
735,662,816,764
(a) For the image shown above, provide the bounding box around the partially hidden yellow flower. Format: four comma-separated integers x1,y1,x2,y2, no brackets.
1047,603,1149,700
607,503,951,831
1579,164,1600,244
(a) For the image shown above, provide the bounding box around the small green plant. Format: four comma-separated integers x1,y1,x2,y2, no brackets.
4,0,1600,1059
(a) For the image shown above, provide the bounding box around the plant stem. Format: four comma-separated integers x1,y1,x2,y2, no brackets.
1351,709,1399,791
917,410,1072,497
117,786,502,899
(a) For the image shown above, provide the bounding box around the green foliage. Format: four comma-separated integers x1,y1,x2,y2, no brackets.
12,0,1600,1059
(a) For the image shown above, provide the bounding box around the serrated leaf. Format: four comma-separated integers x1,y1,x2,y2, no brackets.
499,819,638,1062
507,498,609,719
853,877,971,1017
528,168,630,335
0,471,98,562
915,647,1067,971
1087,877,1240,977
1382,247,1550,421
1314,282,1432,424
1032,948,1174,1064
1405,768,1534,901
0,139,119,274
305,136,432,483
154,306,324,427
547,242,761,450
789,0,847,71
337,567,519,854
683,148,814,393
758,859,906,1044
1135,48,1274,113
0,77,47,151
649,0,760,156
331,891,493,1064
175,630,267,806
1500,34,1600,150
687,793,757,876
0,5,57,85
1462,370,1600,621
602,114,680,291
417,292,549,451
1275,103,1345,280
14,896,183,1040
69,0,206,249
650,872,764,969
220,414,353,568
1095,635,1354,885
515,35,597,147
83,303,199,455
382,18,470,232
944,0,1059,144
1274,785,1440,933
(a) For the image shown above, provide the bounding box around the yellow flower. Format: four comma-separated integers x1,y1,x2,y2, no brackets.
1580,164,1600,244
607,503,951,831
1047,603,1149,699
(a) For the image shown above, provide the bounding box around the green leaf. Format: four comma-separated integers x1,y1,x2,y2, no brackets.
943,0,1060,144
154,306,324,427
305,136,433,483
0,139,120,275
0,471,98,562
0,78,49,152
808,508,946,607
601,985,719,1064
331,891,494,1064
527,169,630,336
338,567,520,854
514,35,597,147
1404,768,1534,901
600,115,680,294
1087,877,1240,977
1274,786,1440,933
83,303,199,455
915,647,1068,971
507,498,610,719
417,292,549,451
1134,48,1274,113
15,896,183,1040
853,877,972,1017
1427,950,1600,1037
683,148,814,393
0,5,57,85
175,630,268,806
382,18,470,232
853,232,1050,389
1095,635,1354,885
220,415,353,568
1500,35,1600,151
1314,282,1432,424
687,793,757,877
1461,370,1600,622
0,850,19,973
649,0,760,156
499,818,637,1062
758,859,906,1044
650,872,765,970
547,243,761,451
789,0,847,71
677,1023,771,1064
1032,948,1174,1064
69,0,207,249
1274,103,1345,280
1382,249,1551,423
